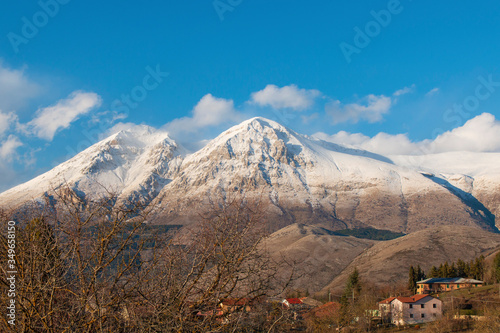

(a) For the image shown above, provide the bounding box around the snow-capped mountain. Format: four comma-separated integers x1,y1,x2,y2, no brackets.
151,117,497,232
0,125,185,208
391,152,500,224
1,118,498,233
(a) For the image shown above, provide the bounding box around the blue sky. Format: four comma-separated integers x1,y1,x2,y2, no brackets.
1,0,500,191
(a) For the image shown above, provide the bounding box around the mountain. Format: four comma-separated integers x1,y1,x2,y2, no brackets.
263,223,377,292
1,118,498,234
320,225,500,295
0,125,185,209
391,152,500,226
2,117,500,293
150,117,497,233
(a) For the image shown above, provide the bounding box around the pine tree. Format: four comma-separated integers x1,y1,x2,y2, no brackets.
450,262,457,277
456,259,467,277
408,266,417,293
339,267,362,326
417,265,426,281
492,252,500,283
428,266,439,278
471,256,485,280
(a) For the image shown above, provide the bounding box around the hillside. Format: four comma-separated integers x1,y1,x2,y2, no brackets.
320,225,500,295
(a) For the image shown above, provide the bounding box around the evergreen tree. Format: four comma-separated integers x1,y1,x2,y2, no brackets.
417,265,426,281
408,266,417,293
492,252,500,283
428,266,439,278
471,255,485,280
456,259,467,278
339,268,362,326
450,262,457,277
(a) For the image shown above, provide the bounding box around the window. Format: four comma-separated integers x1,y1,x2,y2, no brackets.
421,304,425,308
409,304,413,308
447,284,449,288
421,313,425,318
433,304,437,308
410,314,414,318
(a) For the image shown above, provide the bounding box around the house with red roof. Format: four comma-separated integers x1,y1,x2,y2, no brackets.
378,294,442,325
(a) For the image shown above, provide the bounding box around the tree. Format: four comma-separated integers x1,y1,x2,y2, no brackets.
339,268,362,327
1,217,66,331
428,266,439,278
1,187,293,332
471,255,485,280
456,259,468,278
492,252,500,283
408,266,417,293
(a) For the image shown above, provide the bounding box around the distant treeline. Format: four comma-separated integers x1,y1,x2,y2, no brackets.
426,257,485,280
334,227,405,240
407,253,500,293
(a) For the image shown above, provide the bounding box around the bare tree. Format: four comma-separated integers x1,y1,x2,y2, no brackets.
1,187,293,332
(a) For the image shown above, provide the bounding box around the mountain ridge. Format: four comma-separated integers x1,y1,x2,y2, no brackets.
1,117,499,233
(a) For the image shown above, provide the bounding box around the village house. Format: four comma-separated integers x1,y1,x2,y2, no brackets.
416,278,483,294
379,294,442,326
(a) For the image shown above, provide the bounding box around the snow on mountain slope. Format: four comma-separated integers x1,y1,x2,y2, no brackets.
152,118,495,233
1,117,497,233
391,152,500,226
0,125,185,208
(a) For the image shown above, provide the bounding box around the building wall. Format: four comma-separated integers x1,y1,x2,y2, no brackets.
391,298,442,325
417,282,483,294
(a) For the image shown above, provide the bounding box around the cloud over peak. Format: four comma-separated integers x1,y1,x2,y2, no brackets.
165,94,242,135
250,84,320,111
26,91,102,141
326,94,392,124
315,113,500,155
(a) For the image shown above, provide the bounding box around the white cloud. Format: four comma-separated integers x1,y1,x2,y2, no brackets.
315,113,500,155
0,111,17,137
0,135,22,160
314,131,420,156
426,87,440,96
393,84,416,96
326,94,392,124
165,94,242,134
431,113,500,153
99,122,145,139
0,62,40,111
26,91,102,140
250,84,321,111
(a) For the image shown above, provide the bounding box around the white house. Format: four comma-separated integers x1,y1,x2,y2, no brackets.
379,294,442,325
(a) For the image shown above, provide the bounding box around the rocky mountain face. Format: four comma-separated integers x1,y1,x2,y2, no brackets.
2,117,500,293
1,118,499,234
151,118,497,233
0,125,184,209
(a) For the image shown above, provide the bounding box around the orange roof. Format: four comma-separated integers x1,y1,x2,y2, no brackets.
396,294,429,303
286,298,304,305
307,302,341,319
379,297,396,304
